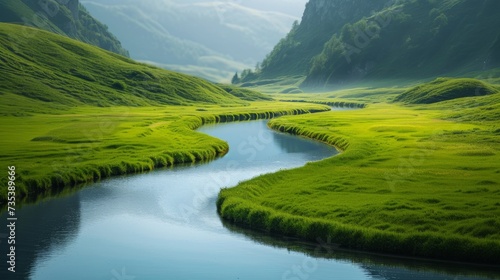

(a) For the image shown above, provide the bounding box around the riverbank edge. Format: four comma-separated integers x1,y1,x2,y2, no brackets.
279,100,367,109
0,106,330,207
216,115,500,265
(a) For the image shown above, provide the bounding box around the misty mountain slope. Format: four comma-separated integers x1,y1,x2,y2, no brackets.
0,0,129,56
257,0,391,79
81,0,304,81
248,0,500,87
304,0,500,86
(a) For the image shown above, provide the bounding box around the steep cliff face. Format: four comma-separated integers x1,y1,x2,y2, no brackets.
61,0,80,36
66,0,80,19
257,0,391,79
0,0,128,57
302,0,389,30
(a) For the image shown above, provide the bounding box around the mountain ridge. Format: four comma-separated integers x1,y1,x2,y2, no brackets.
81,0,303,81
244,0,500,87
0,0,129,57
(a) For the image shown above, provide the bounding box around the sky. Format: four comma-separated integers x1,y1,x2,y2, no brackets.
182,0,310,18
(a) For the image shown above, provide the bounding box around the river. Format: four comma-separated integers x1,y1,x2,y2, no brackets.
1,120,498,280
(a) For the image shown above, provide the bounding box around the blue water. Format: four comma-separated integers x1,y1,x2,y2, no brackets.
1,120,498,280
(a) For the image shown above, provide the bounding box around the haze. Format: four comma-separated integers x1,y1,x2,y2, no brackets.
81,0,309,81
181,0,309,17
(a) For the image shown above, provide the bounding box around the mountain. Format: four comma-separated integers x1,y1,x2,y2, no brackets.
0,0,129,57
0,23,267,116
80,0,306,81
255,0,390,80
247,0,500,87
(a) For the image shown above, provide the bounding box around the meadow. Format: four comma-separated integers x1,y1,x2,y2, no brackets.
2,20,499,265
0,102,330,204
218,81,500,264
0,23,331,204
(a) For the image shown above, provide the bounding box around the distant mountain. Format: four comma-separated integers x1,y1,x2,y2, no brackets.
81,0,305,81
0,22,263,116
0,0,129,57
247,0,500,87
256,0,390,80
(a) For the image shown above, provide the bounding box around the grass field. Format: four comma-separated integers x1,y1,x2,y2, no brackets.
0,102,330,204
0,22,273,114
218,84,500,264
0,23,336,204
2,20,499,265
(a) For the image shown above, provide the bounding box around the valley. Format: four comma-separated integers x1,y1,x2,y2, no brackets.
0,0,499,279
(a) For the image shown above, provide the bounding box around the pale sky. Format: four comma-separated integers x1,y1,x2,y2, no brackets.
232,0,309,17
181,0,309,18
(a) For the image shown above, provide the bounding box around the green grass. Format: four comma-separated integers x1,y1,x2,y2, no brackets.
0,0,129,56
215,84,274,101
218,92,500,264
2,16,500,266
395,77,499,104
0,102,330,205
0,23,247,112
0,22,332,204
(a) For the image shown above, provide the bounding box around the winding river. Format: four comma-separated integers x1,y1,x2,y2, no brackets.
1,119,498,280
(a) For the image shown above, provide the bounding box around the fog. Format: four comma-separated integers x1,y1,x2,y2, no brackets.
82,0,309,81
180,0,309,17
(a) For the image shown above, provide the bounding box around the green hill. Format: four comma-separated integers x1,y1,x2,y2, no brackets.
216,84,274,101
0,22,332,203
0,0,128,56
395,78,499,104
242,0,500,87
0,23,248,115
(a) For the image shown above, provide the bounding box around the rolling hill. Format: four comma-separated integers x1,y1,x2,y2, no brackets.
1,22,327,203
0,22,270,116
395,77,499,104
0,0,129,57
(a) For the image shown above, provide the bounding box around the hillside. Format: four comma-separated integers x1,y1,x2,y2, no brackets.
395,77,499,104
244,0,500,87
81,0,304,81
0,0,129,57
0,22,330,203
0,23,251,116
254,0,390,80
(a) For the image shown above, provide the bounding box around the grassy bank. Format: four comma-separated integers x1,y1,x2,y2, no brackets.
0,102,329,205
217,97,500,264
0,23,332,206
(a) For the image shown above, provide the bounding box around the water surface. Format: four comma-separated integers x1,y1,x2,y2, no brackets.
1,120,498,280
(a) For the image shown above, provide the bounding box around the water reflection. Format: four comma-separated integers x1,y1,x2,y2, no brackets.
220,220,500,280
1,120,498,280
271,129,332,154
0,194,81,280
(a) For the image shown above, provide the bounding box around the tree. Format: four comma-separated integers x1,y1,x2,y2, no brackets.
231,72,240,84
